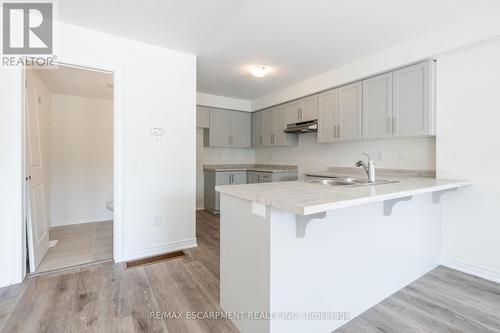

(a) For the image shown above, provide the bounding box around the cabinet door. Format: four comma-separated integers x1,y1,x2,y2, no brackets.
248,172,259,184
299,95,318,122
209,108,230,147
258,173,273,183
337,82,362,141
215,171,232,185
196,105,210,128
231,171,247,185
286,101,300,124
273,105,288,146
363,73,393,139
252,112,263,147
393,61,433,137
317,89,338,143
230,111,251,147
262,109,274,146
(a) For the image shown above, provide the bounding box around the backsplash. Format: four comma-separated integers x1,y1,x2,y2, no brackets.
255,133,435,177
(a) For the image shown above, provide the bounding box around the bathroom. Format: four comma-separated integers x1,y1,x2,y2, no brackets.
25,65,114,273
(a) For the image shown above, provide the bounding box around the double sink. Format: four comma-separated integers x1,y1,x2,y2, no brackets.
305,176,399,187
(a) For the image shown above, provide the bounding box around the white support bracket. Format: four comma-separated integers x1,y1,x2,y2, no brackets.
432,188,458,204
383,196,413,216
296,212,327,238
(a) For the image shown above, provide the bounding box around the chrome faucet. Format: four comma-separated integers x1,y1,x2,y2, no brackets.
355,153,376,183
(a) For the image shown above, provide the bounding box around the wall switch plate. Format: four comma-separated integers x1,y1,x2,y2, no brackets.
153,214,162,226
151,127,164,136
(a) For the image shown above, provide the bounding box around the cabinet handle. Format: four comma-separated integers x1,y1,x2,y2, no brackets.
333,125,337,138
392,118,397,133
271,134,274,145
387,118,392,134
337,125,341,138
259,135,262,145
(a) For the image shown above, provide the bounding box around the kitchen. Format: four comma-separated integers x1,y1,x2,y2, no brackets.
1,1,499,332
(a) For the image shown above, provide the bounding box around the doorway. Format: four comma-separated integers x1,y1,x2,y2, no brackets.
24,64,115,274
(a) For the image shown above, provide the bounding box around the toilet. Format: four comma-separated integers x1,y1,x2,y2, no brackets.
106,200,113,212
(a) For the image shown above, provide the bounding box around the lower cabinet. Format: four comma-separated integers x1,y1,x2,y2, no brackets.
204,169,298,213
247,171,298,184
204,170,247,214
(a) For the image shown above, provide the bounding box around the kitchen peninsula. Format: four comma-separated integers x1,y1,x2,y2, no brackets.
216,171,470,333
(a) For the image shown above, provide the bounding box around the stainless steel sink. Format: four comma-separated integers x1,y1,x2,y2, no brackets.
305,176,399,187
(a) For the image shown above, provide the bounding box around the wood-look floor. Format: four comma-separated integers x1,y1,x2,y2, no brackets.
1,210,499,333
36,221,113,273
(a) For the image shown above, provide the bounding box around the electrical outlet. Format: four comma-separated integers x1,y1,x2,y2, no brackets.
153,214,162,226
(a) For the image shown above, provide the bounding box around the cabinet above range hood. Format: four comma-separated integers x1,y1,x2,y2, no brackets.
284,119,318,134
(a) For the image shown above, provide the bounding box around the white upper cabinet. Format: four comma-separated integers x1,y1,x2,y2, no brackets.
317,89,338,143
363,73,393,139
393,61,435,137
208,107,231,147
230,111,251,148
337,82,363,141
196,105,210,128
286,95,318,124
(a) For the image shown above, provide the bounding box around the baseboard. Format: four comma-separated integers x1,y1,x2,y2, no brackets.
51,217,113,227
122,238,198,262
440,256,500,284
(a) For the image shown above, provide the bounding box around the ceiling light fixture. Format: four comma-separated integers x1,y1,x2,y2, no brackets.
249,65,271,78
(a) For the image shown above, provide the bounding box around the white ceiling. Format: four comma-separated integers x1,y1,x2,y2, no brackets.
35,66,113,100
56,0,499,100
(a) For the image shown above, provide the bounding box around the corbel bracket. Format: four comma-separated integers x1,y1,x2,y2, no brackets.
383,196,413,216
432,188,458,204
296,212,327,238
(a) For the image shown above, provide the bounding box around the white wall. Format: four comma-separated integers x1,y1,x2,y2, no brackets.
436,38,500,280
197,92,251,111
50,94,113,226
252,9,500,111
256,135,435,176
0,20,196,286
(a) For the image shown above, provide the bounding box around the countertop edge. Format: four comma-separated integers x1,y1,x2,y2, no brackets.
216,180,472,216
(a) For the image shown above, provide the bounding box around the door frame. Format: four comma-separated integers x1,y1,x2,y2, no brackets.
22,58,124,277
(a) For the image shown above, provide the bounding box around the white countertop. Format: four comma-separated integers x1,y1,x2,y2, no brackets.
216,176,471,215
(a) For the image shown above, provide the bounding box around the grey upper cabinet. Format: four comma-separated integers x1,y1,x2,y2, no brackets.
252,111,263,147
393,61,435,137
205,107,252,148
261,107,298,147
286,95,318,124
208,108,231,147
317,89,338,143
273,105,288,146
337,82,363,141
230,111,251,147
196,105,210,128
261,109,274,146
363,73,393,139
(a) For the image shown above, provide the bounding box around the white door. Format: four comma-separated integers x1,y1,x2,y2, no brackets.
26,83,49,272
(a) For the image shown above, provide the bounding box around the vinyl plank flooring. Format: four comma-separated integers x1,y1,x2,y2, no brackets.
2,211,500,333
36,221,113,273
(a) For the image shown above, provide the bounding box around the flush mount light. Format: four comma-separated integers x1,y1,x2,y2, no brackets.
249,65,271,78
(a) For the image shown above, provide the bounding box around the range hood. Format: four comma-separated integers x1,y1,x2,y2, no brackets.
284,119,318,134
